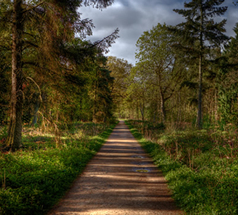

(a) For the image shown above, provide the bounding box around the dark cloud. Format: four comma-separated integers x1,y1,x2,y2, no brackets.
79,0,237,65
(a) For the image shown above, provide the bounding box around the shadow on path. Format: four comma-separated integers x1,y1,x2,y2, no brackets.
48,121,183,215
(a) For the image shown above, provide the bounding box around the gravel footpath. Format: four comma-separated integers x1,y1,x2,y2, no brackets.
48,121,183,215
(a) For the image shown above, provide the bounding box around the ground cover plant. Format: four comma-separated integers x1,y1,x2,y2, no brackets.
126,120,238,214
0,121,117,215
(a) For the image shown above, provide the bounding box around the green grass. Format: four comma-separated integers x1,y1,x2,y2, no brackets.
0,122,117,215
125,120,238,215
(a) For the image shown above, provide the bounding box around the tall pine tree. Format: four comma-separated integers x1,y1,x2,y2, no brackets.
172,0,228,128
4,0,117,151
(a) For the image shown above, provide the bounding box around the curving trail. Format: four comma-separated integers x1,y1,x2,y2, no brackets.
48,121,183,215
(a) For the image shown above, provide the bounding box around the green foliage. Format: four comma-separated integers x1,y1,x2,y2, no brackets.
126,120,238,214
0,121,117,214
172,0,228,48
0,47,10,125
106,56,132,118
127,119,165,131
1,0,119,151
171,0,229,129
218,84,238,123
130,23,184,122
215,23,238,125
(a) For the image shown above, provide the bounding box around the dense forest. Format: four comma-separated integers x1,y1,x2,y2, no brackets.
1,0,238,150
120,4,238,129
1,0,238,214
0,0,120,152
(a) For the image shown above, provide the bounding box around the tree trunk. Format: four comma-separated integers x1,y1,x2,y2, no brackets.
197,3,203,129
215,88,218,122
79,96,82,121
177,91,181,124
32,94,40,125
6,0,24,151
140,103,144,121
93,71,98,123
160,90,166,123
197,55,202,129
136,102,139,120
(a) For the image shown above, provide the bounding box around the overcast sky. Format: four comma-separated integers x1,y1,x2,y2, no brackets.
79,0,238,65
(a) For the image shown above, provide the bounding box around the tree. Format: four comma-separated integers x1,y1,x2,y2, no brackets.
172,0,228,128
0,3,11,124
106,56,132,118
215,23,238,124
126,68,149,121
134,23,184,123
0,50,10,124
3,0,117,151
90,56,114,123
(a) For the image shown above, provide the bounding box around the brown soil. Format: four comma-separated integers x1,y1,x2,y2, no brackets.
48,121,183,215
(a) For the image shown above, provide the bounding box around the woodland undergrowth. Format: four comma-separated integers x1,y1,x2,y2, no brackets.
0,121,117,215
126,120,238,215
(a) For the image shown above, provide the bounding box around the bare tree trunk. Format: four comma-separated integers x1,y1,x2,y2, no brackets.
6,0,24,151
157,94,160,123
136,101,139,120
215,88,218,122
32,94,40,125
140,103,144,121
177,91,181,124
197,55,203,129
197,3,203,129
160,90,166,123
93,71,98,123
79,96,82,121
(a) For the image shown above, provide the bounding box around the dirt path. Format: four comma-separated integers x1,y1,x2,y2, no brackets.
48,121,183,215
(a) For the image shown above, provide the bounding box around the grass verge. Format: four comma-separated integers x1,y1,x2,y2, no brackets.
0,122,117,215
125,120,238,215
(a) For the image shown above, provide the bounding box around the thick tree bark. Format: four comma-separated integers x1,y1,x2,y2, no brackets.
6,0,24,151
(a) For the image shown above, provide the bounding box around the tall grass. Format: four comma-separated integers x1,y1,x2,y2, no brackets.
0,122,117,215
126,120,238,214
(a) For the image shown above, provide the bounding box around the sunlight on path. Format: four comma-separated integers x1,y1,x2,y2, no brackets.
48,121,183,215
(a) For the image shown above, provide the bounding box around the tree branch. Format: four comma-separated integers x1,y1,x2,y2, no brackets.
23,1,46,13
